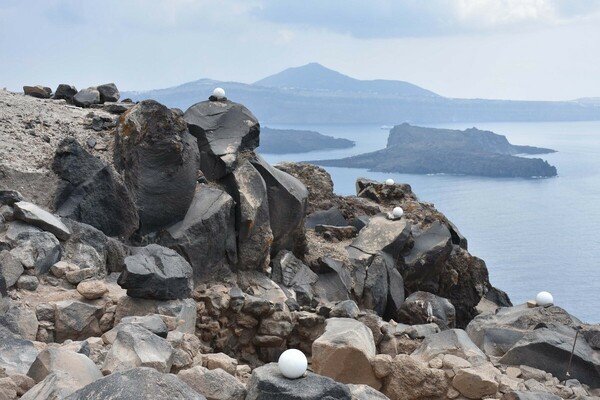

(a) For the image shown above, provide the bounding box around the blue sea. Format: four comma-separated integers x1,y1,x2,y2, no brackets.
261,121,600,324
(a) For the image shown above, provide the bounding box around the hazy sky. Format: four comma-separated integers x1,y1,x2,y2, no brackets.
1,0,600,100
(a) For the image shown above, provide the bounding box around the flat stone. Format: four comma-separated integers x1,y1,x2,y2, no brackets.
13,201,70,240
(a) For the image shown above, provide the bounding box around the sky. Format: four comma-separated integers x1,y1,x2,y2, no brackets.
1,0,600,101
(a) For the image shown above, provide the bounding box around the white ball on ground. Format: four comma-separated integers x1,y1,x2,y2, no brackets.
536,291,553,306
392,206,404,218
385,178,395,185
278,349,307,379
213,87,226,99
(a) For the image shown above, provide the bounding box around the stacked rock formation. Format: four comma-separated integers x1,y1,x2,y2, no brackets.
1,87,599,400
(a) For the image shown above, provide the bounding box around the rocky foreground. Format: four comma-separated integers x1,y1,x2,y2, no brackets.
0,87,599,400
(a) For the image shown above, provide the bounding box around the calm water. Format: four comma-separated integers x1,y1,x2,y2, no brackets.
261,121,600,323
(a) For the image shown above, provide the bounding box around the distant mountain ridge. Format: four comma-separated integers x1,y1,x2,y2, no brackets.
259,127,354,154
122,63,600,124
254,63,439,98
313,123,558,178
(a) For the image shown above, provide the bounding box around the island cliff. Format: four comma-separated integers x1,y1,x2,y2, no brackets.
0,87,598,400
315,123,558,178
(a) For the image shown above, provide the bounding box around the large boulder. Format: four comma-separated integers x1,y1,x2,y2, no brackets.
72,88,101,107
224,160,272,270
61,219,129,275
53,137,138,237
184,98,259,180
9,230,61,274
0,325,39,375
114,100,200,234
312,318,380,389
400,222,490,327
397,291,456,330
53,84,77,101
0,250,24,288
65,367,206,400
53,299,104,342
245,363,352,400
305,207,347,229
96,83,120,102
159,186,236,281
178,366,246,400
499,327,600,388
23,85,51,99
0,302,38,340
380,354,447,400
27,348,101,385
114,296,196,334
13,201,71,240
412,329,487,364
102,323,174,374
466,304,582,357
118,244,193,300
250,155,308,256
271,251,318,306
348,215,411,259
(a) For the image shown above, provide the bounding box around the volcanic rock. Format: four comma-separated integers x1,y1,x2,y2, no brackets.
114,99,200,234
118,244,193,300
245,363,352,400
160,186,236,281
73,88,101,107
96,83,120,102
184,99,259,180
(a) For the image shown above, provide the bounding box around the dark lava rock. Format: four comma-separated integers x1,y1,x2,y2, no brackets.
23,85,51,99
184,99,260,180
53,138,139,237
53,84,77,101
271,250,317,306
10,230,61,274
96,83,120,102
499,327,600,388
0,190,24,206
72,88,100,107
305,207,347,229
349,214,411,259
466,304,583,357
64,367,206,400
245,363,352,400
223,160,273,271
114,100,200,234
397,291,456,330
118,244,193,300
250,155,308,256
159,186,236,281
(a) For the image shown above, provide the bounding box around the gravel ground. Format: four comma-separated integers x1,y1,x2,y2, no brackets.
0,89,120,208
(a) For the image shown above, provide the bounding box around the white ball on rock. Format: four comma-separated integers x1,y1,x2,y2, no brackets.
385,178,395,185
213,87,226,99
278,349,307,379
392,206,404,218
536,291,553,306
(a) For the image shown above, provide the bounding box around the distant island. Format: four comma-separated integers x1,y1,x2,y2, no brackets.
123,63,600,124
259,127,354,154
312,123,558,178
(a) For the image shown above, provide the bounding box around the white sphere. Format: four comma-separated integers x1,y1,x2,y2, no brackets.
536,291,554,306
392,207,404,218
278,349,307,379
385,178,395,185
213,87,226,99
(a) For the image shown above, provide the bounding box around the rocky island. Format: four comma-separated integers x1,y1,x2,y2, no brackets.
259,127,354,154
0,86,598,400
315,123,558,178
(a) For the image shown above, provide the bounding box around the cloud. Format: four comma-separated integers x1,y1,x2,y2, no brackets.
251,0,600,38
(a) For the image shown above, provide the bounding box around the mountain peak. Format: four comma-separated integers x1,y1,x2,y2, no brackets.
254,63,354,90
254,63,439,98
